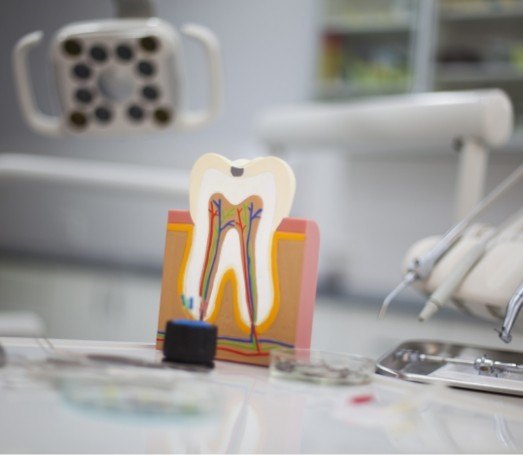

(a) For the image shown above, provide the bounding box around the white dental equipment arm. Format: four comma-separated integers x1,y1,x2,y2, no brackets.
258,90,513,221
258,90,512,152
396,186,523,342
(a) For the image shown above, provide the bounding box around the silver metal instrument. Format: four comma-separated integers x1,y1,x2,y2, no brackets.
377,340,523,396
498,282,523,344
395,349,523,377
378,221,465,319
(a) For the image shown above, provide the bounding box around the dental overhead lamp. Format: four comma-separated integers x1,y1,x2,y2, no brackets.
257,89,523,342
13,0,223,137
4,0,224,200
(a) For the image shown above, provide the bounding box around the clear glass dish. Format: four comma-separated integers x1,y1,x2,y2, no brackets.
270,348,375,385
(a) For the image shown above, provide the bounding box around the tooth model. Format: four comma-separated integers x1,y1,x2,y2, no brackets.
156,153,320,365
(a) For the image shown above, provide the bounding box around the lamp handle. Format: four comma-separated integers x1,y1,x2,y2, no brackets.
176,24,223,131
12,31,62,137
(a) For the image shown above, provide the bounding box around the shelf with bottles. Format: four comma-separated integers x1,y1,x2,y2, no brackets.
316,31,411,100
316,0,416,100
435,16,523,83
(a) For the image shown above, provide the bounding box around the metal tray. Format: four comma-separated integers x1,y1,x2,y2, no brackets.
376,339,523,397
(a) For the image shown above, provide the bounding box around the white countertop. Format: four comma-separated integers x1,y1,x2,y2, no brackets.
1,336,523,454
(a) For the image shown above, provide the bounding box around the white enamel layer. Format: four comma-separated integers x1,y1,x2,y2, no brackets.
183,153,295,327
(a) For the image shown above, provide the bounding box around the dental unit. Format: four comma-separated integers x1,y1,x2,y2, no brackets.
388,174,523,342
418,206,523,323
379,162,523,319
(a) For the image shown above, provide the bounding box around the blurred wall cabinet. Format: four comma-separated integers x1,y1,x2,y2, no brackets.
318,0,523,151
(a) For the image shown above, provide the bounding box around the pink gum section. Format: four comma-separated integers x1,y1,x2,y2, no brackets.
166,210,320,349
168,210,192,224
293,219,320,349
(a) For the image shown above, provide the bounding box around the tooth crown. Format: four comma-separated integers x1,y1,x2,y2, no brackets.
157,153,319,366
189,153,296,228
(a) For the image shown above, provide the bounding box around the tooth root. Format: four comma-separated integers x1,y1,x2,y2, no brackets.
183,154,295,334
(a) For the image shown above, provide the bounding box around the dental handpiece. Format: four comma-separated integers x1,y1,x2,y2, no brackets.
379,162,523,319
419,206,523,322
378,221,466,319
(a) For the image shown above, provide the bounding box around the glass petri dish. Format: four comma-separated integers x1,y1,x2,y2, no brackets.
270,348,375,385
